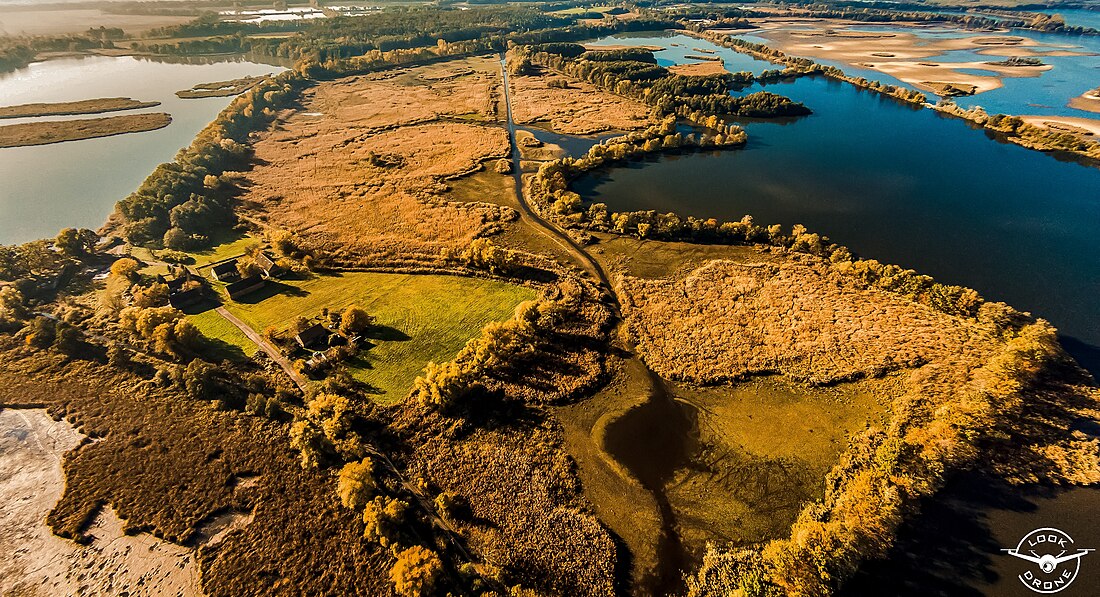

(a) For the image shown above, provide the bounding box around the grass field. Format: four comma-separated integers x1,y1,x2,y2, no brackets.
188,232,255,268
187,308,259,362
216,271,535,402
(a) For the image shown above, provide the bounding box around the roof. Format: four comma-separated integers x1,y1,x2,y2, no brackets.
212,260,239,276
168,287,204,307
255,252,276,270
296,324,329,346
226,275,264,297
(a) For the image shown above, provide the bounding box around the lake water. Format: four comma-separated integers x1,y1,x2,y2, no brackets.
577,33,1100,377
738,24,1100,120
575,30,1100,596
0,55,282,244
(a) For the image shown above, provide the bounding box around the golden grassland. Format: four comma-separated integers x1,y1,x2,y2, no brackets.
0,112,171,148
238,57,518,266
303,56,503,130
620,254,997,385
668,60,732,76
242,119,512,265
0,97,159,119
509,65,651,134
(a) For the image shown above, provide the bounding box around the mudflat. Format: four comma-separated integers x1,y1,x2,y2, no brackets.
0,112,172,148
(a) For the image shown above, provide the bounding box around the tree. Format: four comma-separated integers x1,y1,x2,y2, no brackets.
339,305,374,337
182,359,217,400
0,286,26,320
390,546,443,597
110,257,141,280
131,282,169,308
54,228,98,259
336,458,377,510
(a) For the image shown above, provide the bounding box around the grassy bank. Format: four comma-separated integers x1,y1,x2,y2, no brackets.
0,112,171,148
0,97,159,119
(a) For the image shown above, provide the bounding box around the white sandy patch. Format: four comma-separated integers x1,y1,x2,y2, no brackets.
1019,115,1100,136
0,408,202,597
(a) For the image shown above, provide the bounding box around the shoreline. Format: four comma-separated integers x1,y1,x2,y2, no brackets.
0,97,160,120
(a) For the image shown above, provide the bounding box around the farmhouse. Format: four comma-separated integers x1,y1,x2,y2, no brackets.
255,252,282,278
296,323,330,349
168,286,204,309
211,260,240,282
226,275,265,300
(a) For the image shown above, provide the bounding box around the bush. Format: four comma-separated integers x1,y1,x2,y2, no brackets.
390,546,443,597
336,458,377,511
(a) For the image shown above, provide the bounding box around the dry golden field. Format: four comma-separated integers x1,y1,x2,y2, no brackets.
509,66,651,134
241,59,518,265
620,254,1000,385
303,56,502,130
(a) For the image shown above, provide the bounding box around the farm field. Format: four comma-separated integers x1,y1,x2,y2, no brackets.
214,271,535,401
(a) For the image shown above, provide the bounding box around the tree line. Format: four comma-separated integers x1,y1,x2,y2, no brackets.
112,73,304,249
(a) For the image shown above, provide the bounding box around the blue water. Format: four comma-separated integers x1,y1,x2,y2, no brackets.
573,35,1100,375
585,31,778,76
733,25,1100,120
0,55,282,244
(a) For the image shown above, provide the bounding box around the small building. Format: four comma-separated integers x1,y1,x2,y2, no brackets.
211,260,240,282
255,252,282,278
295,324,330,349
168,286,204,309
226,275,265,301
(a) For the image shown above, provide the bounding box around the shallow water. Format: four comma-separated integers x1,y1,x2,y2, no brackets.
0,55,282,244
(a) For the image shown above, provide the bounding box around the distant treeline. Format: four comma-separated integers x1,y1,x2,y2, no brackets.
136,10,677,63
518,43,811,117
1,34,119,74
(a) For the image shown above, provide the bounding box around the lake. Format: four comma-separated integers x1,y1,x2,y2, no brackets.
737,24,1100,121
578,32,1100,377
576,30,1100,596
0,55,282,244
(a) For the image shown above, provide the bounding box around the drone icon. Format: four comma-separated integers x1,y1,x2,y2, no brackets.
1003,527,1093,594
1002,548,1094,573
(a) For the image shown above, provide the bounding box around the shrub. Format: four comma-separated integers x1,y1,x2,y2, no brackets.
336,458,377,511
390,546,443,597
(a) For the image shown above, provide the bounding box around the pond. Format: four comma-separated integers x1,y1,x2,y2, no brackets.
0,54,283,244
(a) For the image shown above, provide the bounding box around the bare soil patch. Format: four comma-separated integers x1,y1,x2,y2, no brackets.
0,97,159,119
0,112,171,148
1019,114,1100,137
1069,89,1100,114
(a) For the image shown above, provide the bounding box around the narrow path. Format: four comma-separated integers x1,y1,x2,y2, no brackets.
498,55,616,303
214,306,309,392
